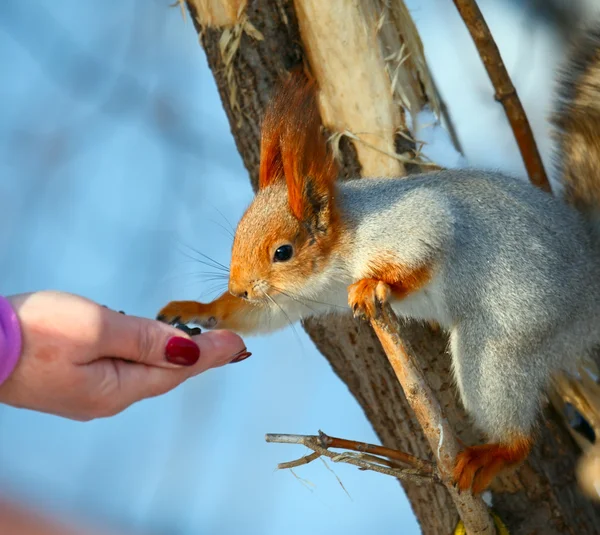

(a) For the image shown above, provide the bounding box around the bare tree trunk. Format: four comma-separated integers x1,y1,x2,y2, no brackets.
184,0,600,533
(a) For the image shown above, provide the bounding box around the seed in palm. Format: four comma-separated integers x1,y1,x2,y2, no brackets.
175,323,202,336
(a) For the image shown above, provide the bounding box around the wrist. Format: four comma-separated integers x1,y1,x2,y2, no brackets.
0,295,22,386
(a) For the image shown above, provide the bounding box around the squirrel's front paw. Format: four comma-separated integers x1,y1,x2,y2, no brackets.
347,279,391,319
156,300,218,330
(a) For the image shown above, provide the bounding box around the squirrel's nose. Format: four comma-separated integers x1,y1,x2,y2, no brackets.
229,282,248,299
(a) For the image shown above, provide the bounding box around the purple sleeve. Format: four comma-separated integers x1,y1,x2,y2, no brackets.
0,296,22,385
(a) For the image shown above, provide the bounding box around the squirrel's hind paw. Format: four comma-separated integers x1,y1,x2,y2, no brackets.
348,279,391,319
453,438,532,494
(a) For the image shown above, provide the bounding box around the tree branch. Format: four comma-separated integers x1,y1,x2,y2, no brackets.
369,304,496,535
452,0,550,192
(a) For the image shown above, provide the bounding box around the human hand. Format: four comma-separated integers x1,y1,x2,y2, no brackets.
0,291,249,420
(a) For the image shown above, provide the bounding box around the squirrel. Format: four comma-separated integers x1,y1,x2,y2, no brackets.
157,25,600,494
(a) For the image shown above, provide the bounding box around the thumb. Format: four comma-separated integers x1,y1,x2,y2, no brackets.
99,309,246,368
109,330,249,411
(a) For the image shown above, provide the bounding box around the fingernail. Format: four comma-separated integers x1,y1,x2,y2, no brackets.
230,350,252,364
165,337,200,366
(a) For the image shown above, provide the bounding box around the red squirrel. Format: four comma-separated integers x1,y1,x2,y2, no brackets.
158,27,600,493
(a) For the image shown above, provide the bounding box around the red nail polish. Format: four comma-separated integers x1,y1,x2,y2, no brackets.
165,337,200,366
230,351,252,364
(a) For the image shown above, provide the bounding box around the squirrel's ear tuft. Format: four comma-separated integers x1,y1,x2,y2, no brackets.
280,72,338,225
258,70,339,228
258,81,287,190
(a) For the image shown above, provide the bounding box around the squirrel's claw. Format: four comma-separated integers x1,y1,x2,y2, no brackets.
156,301,217,330
348,279,391,320
156,314,180,325
351,302,365,320
156,309,203,335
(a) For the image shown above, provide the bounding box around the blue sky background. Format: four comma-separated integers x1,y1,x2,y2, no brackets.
0,0,590,533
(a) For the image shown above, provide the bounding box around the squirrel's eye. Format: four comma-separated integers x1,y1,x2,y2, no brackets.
273,244,294,262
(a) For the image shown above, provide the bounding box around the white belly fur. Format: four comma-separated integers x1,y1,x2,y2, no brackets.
390,274,451,327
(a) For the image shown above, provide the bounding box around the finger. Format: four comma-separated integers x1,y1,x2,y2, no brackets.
98,309,202,368
109,332,249,409
190,330,250,369
98,309,248,370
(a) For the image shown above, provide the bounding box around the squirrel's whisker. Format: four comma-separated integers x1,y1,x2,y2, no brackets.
213,206,237,235
272,286,346,311
208,218,235,239
177,243,231,272
264,291,304,349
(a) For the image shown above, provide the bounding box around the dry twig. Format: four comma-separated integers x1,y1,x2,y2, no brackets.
452,0,550,191
319,432,434,473
265,431,439,486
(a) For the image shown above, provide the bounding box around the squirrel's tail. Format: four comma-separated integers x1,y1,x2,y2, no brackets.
553,24,600,228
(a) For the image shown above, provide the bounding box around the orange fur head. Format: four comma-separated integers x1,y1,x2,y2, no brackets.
229,72,341,302
228,183,340,301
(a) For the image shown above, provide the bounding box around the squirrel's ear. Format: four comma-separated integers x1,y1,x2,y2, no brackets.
258,87,286,190
279,72,338,230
